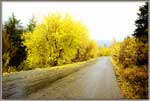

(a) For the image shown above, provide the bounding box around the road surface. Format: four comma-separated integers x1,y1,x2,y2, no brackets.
27,57,122,99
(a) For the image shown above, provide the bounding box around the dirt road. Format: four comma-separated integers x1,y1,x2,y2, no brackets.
27,57,122,99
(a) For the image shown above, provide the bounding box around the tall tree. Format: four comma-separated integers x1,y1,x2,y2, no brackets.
3,13,26,68
133,2,148,43
133,2,148,65
26,16,36,32
23,13,98,70
4,13,23,42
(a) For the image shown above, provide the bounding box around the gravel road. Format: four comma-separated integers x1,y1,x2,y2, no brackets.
27,56,122,100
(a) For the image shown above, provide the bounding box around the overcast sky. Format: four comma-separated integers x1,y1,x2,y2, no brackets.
2,2,145,41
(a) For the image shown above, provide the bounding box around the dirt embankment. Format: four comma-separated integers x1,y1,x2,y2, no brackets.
2,58,97,99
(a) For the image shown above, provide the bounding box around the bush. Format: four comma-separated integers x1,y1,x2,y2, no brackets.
111,37,148,99
99,46,111,56
136,41,148,65
112,37,148,68
121,66,148,83
120,66,148,99
110,42,121,63
8,66,17,73
118,37,138,68
111,3,148,99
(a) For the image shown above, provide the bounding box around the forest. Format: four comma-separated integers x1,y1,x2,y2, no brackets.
2,2,148,99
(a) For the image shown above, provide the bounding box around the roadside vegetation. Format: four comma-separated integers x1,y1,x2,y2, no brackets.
110,3,148,99
99,45,111,56
2,2,148,99
2,13,99,73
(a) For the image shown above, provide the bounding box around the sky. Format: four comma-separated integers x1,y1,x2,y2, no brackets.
2,2,145,41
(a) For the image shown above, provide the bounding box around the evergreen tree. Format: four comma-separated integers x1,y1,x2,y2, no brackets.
3,13,26,68
27,16,36,32
133,2,148,43
133,2,148,65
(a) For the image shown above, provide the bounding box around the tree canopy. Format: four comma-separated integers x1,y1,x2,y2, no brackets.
133,2,148,43
23,13,98,69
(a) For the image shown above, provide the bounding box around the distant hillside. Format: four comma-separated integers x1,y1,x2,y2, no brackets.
96,40,111,47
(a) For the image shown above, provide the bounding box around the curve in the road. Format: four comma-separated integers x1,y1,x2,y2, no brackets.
27,56,123,100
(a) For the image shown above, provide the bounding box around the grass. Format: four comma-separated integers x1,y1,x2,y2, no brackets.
2,58,97,77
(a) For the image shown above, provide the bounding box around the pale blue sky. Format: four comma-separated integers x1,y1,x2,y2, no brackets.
2,1,145,41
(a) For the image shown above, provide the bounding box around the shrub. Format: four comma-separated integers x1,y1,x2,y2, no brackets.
118,37,138,68
99,46,111,56
121,66,148,99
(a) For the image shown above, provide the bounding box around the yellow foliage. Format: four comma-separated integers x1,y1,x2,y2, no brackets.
112,58,148,99
22,12,98,69
99,46,111,56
